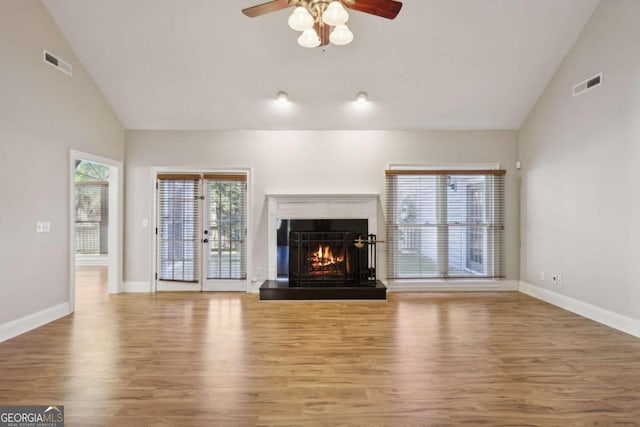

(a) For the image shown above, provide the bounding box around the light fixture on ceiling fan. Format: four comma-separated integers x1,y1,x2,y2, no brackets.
242,0,403,49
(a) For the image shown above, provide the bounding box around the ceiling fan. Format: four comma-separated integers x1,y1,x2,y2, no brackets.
242,0,403,48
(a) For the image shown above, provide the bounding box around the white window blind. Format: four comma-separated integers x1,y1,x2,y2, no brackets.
386,169,505,280
204,175,247,280
157,174,201,282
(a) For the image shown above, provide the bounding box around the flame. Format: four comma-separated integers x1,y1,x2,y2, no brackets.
309,244,344,270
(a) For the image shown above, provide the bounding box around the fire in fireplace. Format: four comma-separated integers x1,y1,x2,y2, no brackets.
290,232,349,284
308,243,345,275
277,219,376,287
289,230,376,287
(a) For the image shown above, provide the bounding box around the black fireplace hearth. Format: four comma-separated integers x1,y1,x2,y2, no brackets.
259,279,386,300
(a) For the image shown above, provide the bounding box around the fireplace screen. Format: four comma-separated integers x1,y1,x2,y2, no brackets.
289,231,376,286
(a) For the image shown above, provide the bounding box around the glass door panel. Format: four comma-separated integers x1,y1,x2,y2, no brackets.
202,178,246,291
156,176,201,291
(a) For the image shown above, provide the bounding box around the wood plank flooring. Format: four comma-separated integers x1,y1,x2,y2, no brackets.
1,266,639,426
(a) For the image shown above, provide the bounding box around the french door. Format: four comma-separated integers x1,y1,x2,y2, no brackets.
156,173,247,291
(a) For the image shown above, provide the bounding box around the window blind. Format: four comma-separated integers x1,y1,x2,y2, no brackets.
204,174,247,280
385,169,505,280
75,181,109,255
157,174,201,282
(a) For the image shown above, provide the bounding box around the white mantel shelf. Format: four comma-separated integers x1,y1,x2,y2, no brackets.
264,193,380,196
266,194,380,281
264,193,380,200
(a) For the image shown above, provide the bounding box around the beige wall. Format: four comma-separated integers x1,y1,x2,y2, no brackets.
0,1,124,324
124,130,520,286
519,0,640,320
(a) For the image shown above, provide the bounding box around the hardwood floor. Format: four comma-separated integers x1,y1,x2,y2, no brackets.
1,268,639,426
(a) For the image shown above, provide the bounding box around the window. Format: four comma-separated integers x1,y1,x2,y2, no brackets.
385,169,505,279
74,161,110,255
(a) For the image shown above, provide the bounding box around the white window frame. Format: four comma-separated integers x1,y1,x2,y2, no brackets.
386,163,509,290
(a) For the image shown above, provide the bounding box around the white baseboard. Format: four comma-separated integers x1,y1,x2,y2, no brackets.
519,281,640,338
0,302,71,343
123,281,151,293
248,281,262,293
389,279,519,292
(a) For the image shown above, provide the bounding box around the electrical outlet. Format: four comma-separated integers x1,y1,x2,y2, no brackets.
551,275,558,284
557,274,562,285
36,221,51,233
256,267,262,276
539,271,545,281
142,218,148,228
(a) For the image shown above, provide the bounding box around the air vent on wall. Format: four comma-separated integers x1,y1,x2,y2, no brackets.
43,49,72,76
573,72,602,97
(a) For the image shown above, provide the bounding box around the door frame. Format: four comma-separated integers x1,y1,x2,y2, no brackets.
151,167,252,292
68,150,123,312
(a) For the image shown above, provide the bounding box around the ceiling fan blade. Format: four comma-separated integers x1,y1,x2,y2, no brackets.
345,0,403,20
242,0,291,18
315,22,331,47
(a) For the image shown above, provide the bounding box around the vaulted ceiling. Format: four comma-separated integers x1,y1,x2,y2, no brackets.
43,0,600,130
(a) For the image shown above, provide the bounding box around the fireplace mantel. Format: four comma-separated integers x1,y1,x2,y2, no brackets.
266,194,379,280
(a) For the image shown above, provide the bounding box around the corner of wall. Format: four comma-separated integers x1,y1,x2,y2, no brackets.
519,281,640,338
0,303,71,343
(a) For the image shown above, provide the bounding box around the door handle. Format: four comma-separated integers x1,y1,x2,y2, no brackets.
203,238,209,243
203,230,209,235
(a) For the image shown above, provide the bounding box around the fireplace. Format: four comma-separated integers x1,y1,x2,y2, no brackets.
290,232,350,284
261,195,386,300
278,219,376,287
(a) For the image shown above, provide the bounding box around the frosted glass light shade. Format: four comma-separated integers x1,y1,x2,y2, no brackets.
298,28,321,48
288,7,314,31
322,1,349,26
330,24,353,45
276,92,289,104
355,92,368,104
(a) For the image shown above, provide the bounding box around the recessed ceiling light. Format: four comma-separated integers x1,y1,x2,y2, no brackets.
276,91,289,104
355,91,368,104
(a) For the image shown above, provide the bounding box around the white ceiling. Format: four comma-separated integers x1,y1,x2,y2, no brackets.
42,0,600,130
